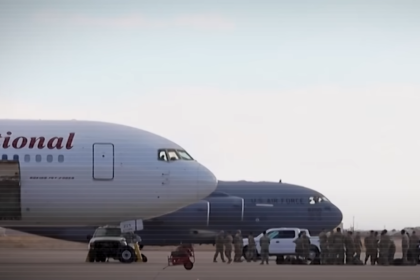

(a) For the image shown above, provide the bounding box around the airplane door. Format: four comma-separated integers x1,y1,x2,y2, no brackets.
92,143,114,180
158,150,170,189
0,160,21,220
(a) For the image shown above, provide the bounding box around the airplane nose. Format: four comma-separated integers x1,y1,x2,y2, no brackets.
197,164,218,199
332,203,343,228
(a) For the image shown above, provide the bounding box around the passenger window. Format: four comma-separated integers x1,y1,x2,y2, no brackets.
13,155,19,161
158,150,167,161
276,230,296,239
177,150,193,160
167,150,179,161
24,155,30,162
1,154,7,160
47,155,53,163
35,155,42,162
58,155,64,163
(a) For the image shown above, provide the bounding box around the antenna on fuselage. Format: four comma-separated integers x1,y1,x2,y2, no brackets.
279,179,282,183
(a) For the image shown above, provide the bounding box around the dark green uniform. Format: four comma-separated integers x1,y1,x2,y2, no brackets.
378,232,391,266
402,232,409,264
301,233,311,261
409,232,419,264
345,232,355,264
246,233,257,262
388,239,396,264
344,233,355,264
354,233,362,260
233,231,243,262
364,232,376,265
319,230,328,264
332,230,345,265
327,232,335,264
213,231,225,262
294,234,304,260
224,233,233,263
260,234,270,265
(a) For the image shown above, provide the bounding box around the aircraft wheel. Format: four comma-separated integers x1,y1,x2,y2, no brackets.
141,254,148,263
118,246,136,263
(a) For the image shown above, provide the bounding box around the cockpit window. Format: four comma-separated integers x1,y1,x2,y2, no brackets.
158,149,194,161
167,150,179,161
158,150,168,161
309,196,328,204
177,150,194,160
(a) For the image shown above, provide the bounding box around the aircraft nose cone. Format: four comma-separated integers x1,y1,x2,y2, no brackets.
198,164,217,199
332,203,343,227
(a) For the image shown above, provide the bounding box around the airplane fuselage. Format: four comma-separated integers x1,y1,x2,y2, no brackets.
5,181,343,245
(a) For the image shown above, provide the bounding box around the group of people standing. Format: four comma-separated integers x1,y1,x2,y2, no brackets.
213,228,420,266
213,230,271,265
318,228,419,265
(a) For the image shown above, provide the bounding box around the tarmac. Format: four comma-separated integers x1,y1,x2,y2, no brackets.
0,249,418,280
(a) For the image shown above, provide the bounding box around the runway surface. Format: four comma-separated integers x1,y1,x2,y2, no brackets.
0,250,418,280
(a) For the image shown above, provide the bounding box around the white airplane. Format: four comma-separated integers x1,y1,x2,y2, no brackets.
0,119,217,230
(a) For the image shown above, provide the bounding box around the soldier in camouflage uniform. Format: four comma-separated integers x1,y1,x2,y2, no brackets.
294,232,304,260
246,232,257,262
388,238,396,264
327,231,335,264
378,230,391,266
354,232,362,260
301,231,311,261
224,232,233,264
373,231,379,264
318,229,328,264
344,231,355,264
364,230,376,265
401,230,409,264
259,231,270,265
332,228,345,265
213,230,226,263
409,231,419,265
233,230,243,262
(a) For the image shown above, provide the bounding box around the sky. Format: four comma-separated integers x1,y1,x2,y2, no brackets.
1,0,420,230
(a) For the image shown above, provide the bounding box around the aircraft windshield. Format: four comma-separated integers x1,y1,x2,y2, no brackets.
177,150,194,160
93,227,122,237
309,196,329,204
158,149,194,161
167,150,179,161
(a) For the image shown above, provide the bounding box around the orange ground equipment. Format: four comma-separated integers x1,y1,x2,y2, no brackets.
167,244,195,270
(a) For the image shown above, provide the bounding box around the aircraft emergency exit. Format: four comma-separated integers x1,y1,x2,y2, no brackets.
0,119,217,227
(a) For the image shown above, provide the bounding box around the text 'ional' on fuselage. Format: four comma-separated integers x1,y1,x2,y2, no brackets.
0,132,75,150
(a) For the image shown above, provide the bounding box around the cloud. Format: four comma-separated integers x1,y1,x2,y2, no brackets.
33,10,236,31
